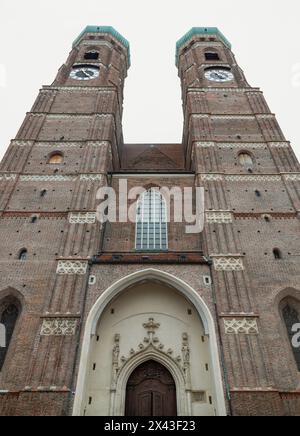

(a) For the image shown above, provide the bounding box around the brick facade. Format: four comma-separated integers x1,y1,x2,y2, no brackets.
0,26,299,416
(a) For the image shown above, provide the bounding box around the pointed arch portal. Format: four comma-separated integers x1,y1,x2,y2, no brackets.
125,360,177,416
72,268,227,416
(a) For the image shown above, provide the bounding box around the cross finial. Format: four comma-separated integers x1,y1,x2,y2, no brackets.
143,318,160,335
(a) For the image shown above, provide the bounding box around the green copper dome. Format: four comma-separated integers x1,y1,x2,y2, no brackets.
73,26,130,66
176,27,231,66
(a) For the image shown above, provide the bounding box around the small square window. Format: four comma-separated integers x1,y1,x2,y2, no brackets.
205,52,220,61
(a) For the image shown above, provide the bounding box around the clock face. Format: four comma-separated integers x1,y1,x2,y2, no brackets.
70,66,100,81
205,69,234,83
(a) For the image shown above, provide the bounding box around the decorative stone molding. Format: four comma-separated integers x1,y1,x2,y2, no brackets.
213,257,244,271
20,174,77,182
193,42,223,48
42,87,113,95
218,142,266,149
43,86,114,92
196,142,267,149
29,113,44,118
19,174,104,182
0,174,17,181
11,140,34,147
212,115,256,120
269,142,290,148
193,114,274,121
206,211,233,224
225,175,281,182
87,141,110,147
56,260,88,275
256,114,275,120
192,114,209,119
284,174,300,181
40,319,78,336
33,141,107,148
224,318,259,335
196,142,215,148
79,174,103,181
35,142,82,148
200,174,223,181
111,318,189,389
69,212,97,224
200,174,282,183
188,87,261,93
246,90,263,95
46,113,111,120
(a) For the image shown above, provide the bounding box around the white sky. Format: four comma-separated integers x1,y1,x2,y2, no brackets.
0,0,299,161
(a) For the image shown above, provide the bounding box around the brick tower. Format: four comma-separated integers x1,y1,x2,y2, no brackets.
0,26,130,415
176,27,300,416
0,26,299,416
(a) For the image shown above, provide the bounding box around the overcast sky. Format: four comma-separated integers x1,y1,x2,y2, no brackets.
0,0,299,161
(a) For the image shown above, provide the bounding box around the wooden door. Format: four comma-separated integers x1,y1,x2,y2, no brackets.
125,360,177,416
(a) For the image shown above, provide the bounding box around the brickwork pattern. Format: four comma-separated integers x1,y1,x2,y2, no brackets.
0,28,299,416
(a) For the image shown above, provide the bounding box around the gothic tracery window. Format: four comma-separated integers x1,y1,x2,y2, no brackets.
282,302,300,371
135,188,168,251
0,299,20,371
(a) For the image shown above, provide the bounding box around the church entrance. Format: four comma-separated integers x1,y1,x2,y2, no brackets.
125,360,177,416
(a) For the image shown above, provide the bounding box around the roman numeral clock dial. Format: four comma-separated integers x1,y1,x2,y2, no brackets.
70,65,100,81
205,68,234,82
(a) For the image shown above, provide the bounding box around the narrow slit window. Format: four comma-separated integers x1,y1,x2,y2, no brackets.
19,249,28,261
273,248,282,260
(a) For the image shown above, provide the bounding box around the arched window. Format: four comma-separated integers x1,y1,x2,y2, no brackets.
273,248,282,260
135,188,168,251
84,50,99,60
48,153,63,165
282,301,300,371
0,298,20,371
18,249,27,261
239,152,254,171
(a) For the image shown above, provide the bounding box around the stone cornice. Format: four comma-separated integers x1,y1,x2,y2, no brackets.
197,172,300,182
41,85,117,93
10,140,110,147
0,172,107,182
195,141,290,149
192,114,275,120
187,87,261,93
27,112,113,119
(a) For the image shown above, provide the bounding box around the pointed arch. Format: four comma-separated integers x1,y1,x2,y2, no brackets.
0,293,22,371
279,295,300,371
73,268,227,416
